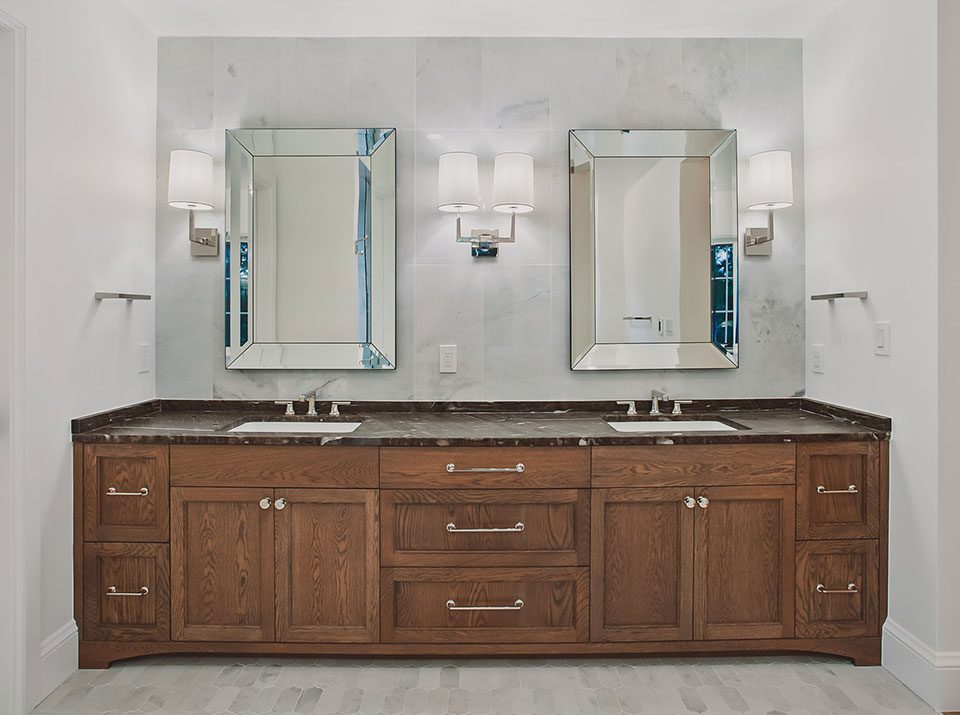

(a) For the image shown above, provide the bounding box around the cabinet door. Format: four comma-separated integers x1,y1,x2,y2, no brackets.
171,487,275,642
83,444,169,542
694,485,795,640
797,442,880,539
275,489,379,642
591,488,694,642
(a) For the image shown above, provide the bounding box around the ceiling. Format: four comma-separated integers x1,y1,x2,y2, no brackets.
117,0,846,38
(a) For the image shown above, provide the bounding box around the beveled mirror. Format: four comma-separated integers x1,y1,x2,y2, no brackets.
225,128,396,370
569,129,738,370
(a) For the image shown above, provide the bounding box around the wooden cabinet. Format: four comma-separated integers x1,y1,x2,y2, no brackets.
83,444,169,542
797,442,880,539
796,540,879,638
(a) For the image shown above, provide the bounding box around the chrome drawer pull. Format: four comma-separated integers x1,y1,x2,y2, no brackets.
106,586,149,597
816,583,858,594
446,522,525,533
817,485,859,494
446,598,524,611
106,486,149,497
446,463,525,474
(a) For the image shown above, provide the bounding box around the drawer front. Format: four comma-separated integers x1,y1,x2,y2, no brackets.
796,540,879,638
170,445,378,488
83,543,170,641
797,443,880,539
592,444,796,487
381,489,589,567
381,567,589,643
380,448,589,489
83,444,169,542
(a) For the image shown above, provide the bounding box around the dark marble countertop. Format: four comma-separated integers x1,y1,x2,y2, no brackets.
71,399,891,447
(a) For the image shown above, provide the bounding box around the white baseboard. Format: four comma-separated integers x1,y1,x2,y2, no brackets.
35,620,78,707
884,618,960,712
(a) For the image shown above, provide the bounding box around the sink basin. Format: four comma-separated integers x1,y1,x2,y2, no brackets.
606,420,737,433
229,421,362,434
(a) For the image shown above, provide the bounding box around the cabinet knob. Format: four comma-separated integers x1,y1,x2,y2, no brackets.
259,497,272,510
274,498,287,510
697,496,710,509
683,496,696,509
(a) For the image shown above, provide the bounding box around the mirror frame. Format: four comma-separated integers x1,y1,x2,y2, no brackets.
224,128,397,370
569,129,739,371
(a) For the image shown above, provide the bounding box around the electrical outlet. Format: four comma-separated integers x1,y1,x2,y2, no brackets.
812,344,824,374
874,322,891,356
663,318,675,337
439,344,457,374
137,343,151,374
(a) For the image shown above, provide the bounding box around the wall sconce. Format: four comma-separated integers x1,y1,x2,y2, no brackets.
744,150,793,256
167,149,220,257
438,151,534,258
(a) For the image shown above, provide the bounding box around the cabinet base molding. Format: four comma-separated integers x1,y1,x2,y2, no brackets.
78,637,880,670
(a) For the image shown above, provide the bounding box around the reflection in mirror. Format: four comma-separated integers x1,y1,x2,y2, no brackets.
570,129,738,370
225,128,396,370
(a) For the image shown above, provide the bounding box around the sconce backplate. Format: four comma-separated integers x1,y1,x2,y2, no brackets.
191,228,220,257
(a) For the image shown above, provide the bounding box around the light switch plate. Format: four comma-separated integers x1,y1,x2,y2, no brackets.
812,344,824,374
874,322,891,356
439,344,457,374
137,343,151,373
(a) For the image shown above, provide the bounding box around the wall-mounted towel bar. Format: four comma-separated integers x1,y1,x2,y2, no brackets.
810,291,868,301
94,292,152,301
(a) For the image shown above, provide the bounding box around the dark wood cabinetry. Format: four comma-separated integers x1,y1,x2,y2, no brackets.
83,444,169,542
797,442,880,539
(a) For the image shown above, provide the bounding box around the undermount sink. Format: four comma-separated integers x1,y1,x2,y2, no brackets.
228,421,362,434
606,420,738,433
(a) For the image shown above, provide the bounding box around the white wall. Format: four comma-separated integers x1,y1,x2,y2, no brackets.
804,0,956,709
0,0,157,708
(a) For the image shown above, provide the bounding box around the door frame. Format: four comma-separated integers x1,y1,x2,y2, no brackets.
0,8,27,714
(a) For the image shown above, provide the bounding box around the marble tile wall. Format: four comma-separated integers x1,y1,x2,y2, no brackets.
156,37,805,401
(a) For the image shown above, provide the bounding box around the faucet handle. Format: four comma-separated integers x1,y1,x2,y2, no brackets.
329,400,351,417
274,400,295,416
616,400,638,416
672,400,693,415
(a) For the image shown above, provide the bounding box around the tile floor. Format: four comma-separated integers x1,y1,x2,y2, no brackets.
31,655,935,715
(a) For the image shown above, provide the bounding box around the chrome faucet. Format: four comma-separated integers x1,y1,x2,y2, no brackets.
329,401,351,417
650,389,669,416
298,392,319,417
616,400,638,416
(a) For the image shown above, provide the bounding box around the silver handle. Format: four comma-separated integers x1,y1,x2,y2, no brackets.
274,498,287,510
106,586,149,597
446,522,525,533
817,583,859,594
683,496,696,509
622,316,653,321
817,485,859,494
106,487,149,497
259,497,272,510
697,496,709,509
446,463,525,474
446,598,524,611
274,400,295,416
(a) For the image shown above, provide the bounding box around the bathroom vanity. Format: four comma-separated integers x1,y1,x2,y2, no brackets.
72,399,889,669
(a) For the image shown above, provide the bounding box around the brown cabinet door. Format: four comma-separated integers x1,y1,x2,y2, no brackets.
797,442,880,539
275,489,379,643
83,543,170,641
83,444,169,542
171,487,275,642
796,540,879,638
694,485,795,640
591,488,693,642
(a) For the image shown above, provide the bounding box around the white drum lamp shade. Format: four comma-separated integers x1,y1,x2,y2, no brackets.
438,152,480,213
167,149,215,211
492,152,535,214
747,150,793,211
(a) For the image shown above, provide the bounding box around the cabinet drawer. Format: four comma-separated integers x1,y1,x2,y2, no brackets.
796,540,879,638
381,489,589,567
83,444,169,542
380,448,589,489
83,543,170,641
797,443,880,539
381,567,589,643
170,445,378,488
592,444,796,487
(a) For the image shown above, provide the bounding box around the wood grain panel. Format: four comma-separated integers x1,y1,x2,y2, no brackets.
275,489,379,643
381,489,589,567
83,444,169,542
171,487,275,642
381,567,589,643
170,446,378,488
796,540,879,638
591,488,693,642
797,442,880,539
592,444,796,487
694,485,795,640
380,448,589,489
83,543,170,641
74,444,84,640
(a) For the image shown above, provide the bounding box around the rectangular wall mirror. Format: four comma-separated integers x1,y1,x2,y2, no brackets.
225,128,396,370
569,129,738,370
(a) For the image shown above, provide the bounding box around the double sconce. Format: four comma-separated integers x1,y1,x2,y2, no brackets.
438,152,535,257
744,150,794,256
167,149,220,256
